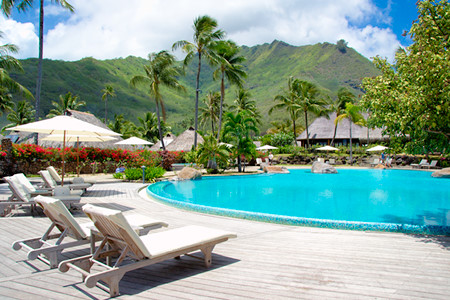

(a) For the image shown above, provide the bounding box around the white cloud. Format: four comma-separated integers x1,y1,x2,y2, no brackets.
1,0,403,61
0,15,38,59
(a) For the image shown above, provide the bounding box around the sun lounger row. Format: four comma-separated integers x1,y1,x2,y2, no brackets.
11,196,237,297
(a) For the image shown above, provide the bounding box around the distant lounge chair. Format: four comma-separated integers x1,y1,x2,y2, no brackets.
411,159,428,168
47,166,95,185
317,158,325,163
3,175,81,213
59,204,237,297
12,196,168,268
327,158,336,165
39,170,91,194
10,173,52,200
421,160,439,169
370,158,380,167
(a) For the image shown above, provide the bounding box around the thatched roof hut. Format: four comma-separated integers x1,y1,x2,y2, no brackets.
4,110,127,149
296,113,388,146
165,128,204,152
149,133,177,151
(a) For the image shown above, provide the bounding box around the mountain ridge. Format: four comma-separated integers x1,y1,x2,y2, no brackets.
8,40,379,134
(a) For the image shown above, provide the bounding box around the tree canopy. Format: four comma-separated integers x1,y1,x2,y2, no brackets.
361,0,449,153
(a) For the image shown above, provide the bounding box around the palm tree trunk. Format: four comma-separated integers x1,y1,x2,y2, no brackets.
331,123,338,146
34,0,44,145
194,52,202,149
292,118,298,146
217,69,225,141
237,155,242,172
305,111,310,148
104,98,107,124
349,118,353,165
155,98,165,150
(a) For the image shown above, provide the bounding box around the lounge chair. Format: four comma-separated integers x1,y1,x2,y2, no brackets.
3,175,81,211
10,173,53,200
59,204,237,297
12,196,168,269
370,158,380,167
317,158,325,163
327,158,336,165
47,166,95,185
421,160,439,169
39,170,92,194
411,159,428,168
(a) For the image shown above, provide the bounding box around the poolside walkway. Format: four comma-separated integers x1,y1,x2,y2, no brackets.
0,174,449,299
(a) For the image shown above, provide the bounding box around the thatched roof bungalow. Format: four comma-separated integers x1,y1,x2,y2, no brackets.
296,113,388,147
149,133,177,151
4,110,127,149
165,128,204,152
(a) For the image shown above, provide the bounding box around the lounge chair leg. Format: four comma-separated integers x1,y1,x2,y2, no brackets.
201,246,215,268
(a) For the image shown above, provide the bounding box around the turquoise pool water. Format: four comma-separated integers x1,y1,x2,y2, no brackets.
147,169,450,235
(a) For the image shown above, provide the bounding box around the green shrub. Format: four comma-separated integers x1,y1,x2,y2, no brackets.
124,166,166,181
113,172,124,179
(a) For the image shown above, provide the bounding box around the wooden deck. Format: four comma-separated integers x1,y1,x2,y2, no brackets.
0,180,449,299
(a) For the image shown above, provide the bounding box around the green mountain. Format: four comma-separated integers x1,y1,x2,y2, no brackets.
8,40,379,134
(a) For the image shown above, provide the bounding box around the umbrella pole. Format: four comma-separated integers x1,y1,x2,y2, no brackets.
62,131,66,186
77,137,80,177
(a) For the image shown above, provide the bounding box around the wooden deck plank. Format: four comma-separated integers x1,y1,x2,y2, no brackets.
0,181,448,299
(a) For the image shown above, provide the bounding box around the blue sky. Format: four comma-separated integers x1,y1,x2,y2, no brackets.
1,0,420,61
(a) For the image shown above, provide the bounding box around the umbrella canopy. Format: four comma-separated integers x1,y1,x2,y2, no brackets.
115,136,153,145
9,115,121,184
9,115,121,137
316,145,340,151
42,134,118,142
219,142,233,148
366,145,389,152
256,145,278,151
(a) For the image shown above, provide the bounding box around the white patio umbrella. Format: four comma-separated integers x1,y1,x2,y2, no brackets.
256,145,278,151
42,134,118,176
366,145,389,152
316,145,340,151
9,115,121,184
115,136,154,145
219,142,233,148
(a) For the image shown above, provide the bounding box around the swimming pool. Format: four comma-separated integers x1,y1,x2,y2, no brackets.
147,169,450,235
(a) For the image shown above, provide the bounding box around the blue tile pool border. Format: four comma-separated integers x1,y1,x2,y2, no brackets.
146,181,450,236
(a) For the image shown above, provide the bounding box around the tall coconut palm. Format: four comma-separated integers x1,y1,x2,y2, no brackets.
199,91,220,134
130,50,185,151
46,91,85,117
101,84,115,124
173,15,225,148
335,102,366,165
330,87,356,146
269,77,302,146
1,0,74,123
212,40,246,140
229,88,261,123
296,80,330,148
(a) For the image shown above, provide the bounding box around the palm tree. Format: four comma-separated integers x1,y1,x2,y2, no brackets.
108,114,138,139
46,91,86,117
137,112,169,143
330,87,356,146
269,77,302,146
222,111,259,172
1,0,74,124
296,80,330,148
0,31,33,114
213,40,246,140
101,84,116,124
199,91,220,134
197,133,230,172
173,15,225,148
229,88,261,123
2,100,35,132
335,103,366,165
130,50,185,151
